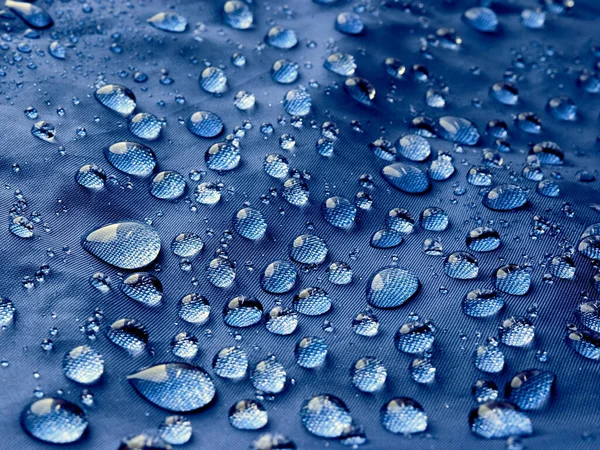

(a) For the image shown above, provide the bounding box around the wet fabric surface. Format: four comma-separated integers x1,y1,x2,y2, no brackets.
1,0,600,448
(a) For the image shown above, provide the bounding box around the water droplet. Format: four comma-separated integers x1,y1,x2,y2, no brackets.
462,289,505,317
82,221,160,269
483,185,528,211
283,89,312,116
0,298,15,326
75,164,106,190
547,96,576,121
171,233,204,258
420,207,448,231
20,398,87,444
265,306,298,335
367,267,420,309
537,179,560,197
466,227,500,252
576,301,600,332
293,287,331,316
129,112,162,140
371,229,404,249
324,53,356,76
106,318,148,355
171,332,199,359
351,357,386,392
187,111,224,138
437,116,480,145
394,319,435,354
490,82,518,105
150,171,186,200
252,358,287,394
119,433,170,449
48,41,66,59
327,261,352,285
506,369,555,410
195,182,221,205
444,252,479,279
229,400,268,430
128,363,215,412
213,346,248,379
271,59,299,84
94,84,136,116
566,327,600,360
295,336,327,368
148,12,187,33
206,257,236,288
383,57,406,79
159,415,192,445
495,264,531,295
121,272,163,307
322,196,356,229
104,141,156,177
260,260,298,294
200,67,227,94
335,12,364,35
31,121,56,143
515,111,542,134
463,7,498,33
10,216,34,238
397,135,431,162
499,316,535,347
7,0,53,29
233,208,267,240
469,402,532,439
380,398,428,435
521,8,546,29
281,178,309,206
205,141,240,171
474,338,505,373
381,163,430,194
343,77,376,106
300,395,353,438
223,0,253,30
467,166,493,187
472,380,499,403
265,26,297,49
250,433,296,450
63,345,104,385
178,294,210,325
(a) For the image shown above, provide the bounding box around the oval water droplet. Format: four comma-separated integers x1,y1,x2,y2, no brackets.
322,196,356,229
106,318,148,355
199,67,227,94
420,207,449,231
483,184,528,211
94,84,136,116
21,398,87,444
466,227,500,252
150,171,186,200
566,328,600,360
76,164,106,190
229,400,268,430
265,306,298,335
7,0,53,29
351,357,387,392
265,26,297,49
171,233,204,258
462,289,504,317
283,89,312,116
223,0,253,30
489,82,518,105
63,345,104,385
335,12,364,35
213,346,248,379
397,135,431,161
281,178,310,206
499,316,535,347
205,141,240,172
328,261,352,285
324,53,356,76
128,363,216,412
367,267,420,309
178,294,210,325
300,394,353,438
9,216,34,238
472,380,499,403
223,295,263,327
295,336,327,368
371,229,404,249
82,221,161,269
495,264,531,295
187,111,224,138
206,256,236,288
394,319,435,354
381,163,430,194
148,12,187,33
380,398,428,435
31,120,56,143
121,272,163,306
260,260,297,294
251,358,287,394
444,252,479,279
159,415,192,445
233,208,267,240
289,234,327,265
293,287,331,316
463,7,498,33
469,402,532,439
506,369,555,410
104,142,156,177
437,116,480,145
129,112,162,140
474,339,505,373
344,77,376,106
271,59,299,84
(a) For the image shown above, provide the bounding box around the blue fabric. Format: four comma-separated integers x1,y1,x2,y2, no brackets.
1,0,600,448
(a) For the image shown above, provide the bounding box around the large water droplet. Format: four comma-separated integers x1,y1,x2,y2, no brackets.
499,316,535,347
271,59,299,84
82,222,160,269
251,357,287,394
489,82,518,105
566,327,600,360
335,12,364,35
397,135,431,161
265,26,297,49
283,89,312,116
289,234,327,265
260,260,297,294
351,357,387,392
129,112,162,140
199,67,227,94
94,84,136,116
104,142,156,177
213,346,248,379
121,272,163,307
206,257,236,288
529,141,563,165
328,261,353,285
295,336,327,368
233,208,267,240
462,289,504,317
547,96,576,121
380,398,428,435
324,53,356,76
263,154,289,178
9,216,34,238
300,395,353,438
322,196,356,229
469,402,532,439
293,287,331,316
223,296,263,327
159,415,192,445
195,182,222,205
106,318,148,355
506,369,555,410
229,400,268,430
344,77,376,106
179,294,210,324
171,233,204,258
420,207,448,231
148,12,187,33
381,163,430,194
128,363,216,412
466,227,500,252
205,141,240,171
31,120,56,143
150,171,186,200
474,338,505,373
394,319,435,354
265,306,298,335
576,301,600,332
223,0,253,30
483,184,528,211
472,380,499,403
76,164,106,190
367,267,420,309
352,309,379,337
463,7,498,33
63,345,104,385
7,0,53,29
187,111,224,138
437,116,480,145
21,398,87,444
371,229,404,249
495,264,531,295
281,178,310,206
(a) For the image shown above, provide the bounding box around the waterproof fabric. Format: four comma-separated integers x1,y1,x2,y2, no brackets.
1,0,600,449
